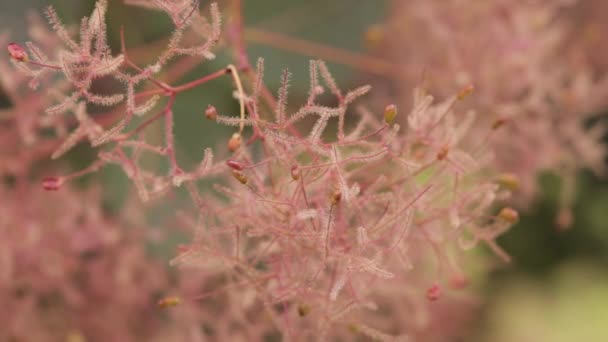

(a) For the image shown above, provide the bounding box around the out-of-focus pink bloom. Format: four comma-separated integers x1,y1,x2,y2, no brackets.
6,0,605,340
374,0,608,209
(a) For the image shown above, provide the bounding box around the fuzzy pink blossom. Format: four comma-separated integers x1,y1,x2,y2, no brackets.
374,0,608,216
161,58,517,340
9,0,601,340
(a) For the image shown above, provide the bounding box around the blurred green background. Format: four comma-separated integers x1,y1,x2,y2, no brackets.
2,1,608,340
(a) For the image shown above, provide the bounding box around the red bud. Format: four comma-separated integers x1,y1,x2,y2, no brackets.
8,43,28,62
426,284,441,301
205,105,217,120
42,177,63,191
226,159,244,171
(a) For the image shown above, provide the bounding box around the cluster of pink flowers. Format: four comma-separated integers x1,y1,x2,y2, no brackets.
1,8,207,341
3,0,605,340
374,0,608,226
164,56,520,339
1,184,160,341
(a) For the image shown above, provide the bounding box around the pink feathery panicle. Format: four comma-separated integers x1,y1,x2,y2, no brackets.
2,1,515,340
0,183,211,341
3,0,604,340
0,5,211,341
0,16,72,147
374,0,608,219
161,58,518,340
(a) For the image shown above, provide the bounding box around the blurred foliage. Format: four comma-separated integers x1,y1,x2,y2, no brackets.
497,170,608,275
474,261,608,341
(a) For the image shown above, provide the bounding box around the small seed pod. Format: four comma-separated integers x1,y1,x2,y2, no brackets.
364,24,385,47
498,207,519,223
331,190,342,205
457,84,474,100
496,173,520,190
384,104,397,125
492,118,507,130
205,105,217,120
297,304,311,317
42,177,63,191
290,165,300,181
157,296,181,309
228,133,242,152
426,283,441,301
436,146,449,160
7,43,28,62
226,159,244,171
232,170,248,184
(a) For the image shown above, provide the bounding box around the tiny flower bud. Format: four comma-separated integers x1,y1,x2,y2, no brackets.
226,159,244,171
228,133,242,152
384,104,397,124
232,170,248,184
205,105,217,120
42,177,63,191
496,173,520,190
290,165,300,181
436,146,449,160
498,207,519,223
449,274,469,289
297,304,311,317
8,43,28,62
426,283,441,301
457,84,474,100
157,296,181,309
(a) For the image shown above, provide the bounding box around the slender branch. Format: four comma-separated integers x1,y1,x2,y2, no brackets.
170,67,233,93
227,64,246,134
